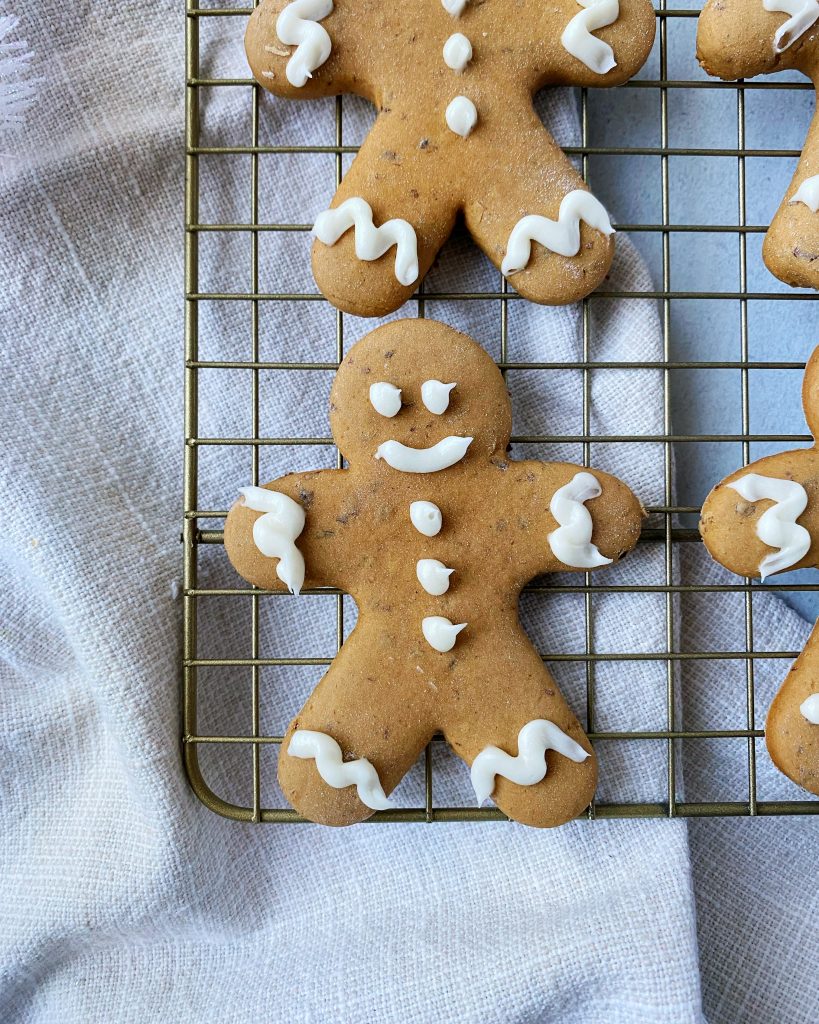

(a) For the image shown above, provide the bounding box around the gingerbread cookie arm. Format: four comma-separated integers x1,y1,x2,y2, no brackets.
246,0,374,102
311,114,459,316
699,452,819,578
443,626,597,828
500,461,644,580
539,0,656,87
278,616,437,825
700,349,819,578
765,619,819,795
224,469,360,592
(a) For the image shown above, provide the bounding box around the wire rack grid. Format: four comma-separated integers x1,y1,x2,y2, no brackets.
183,0,819,823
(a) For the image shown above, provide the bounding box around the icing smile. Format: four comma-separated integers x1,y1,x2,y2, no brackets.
375,436,473,473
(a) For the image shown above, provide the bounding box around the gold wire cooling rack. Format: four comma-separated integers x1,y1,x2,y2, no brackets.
183,0,819,822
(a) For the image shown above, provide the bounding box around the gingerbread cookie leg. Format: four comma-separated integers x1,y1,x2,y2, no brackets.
461,99,614,305
311,113,459,317
764,98,819,289
278,618,437,825
444,625,597,828
765,618,819,795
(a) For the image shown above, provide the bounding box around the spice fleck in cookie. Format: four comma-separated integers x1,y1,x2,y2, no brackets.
245,0,656,316
697,0,819,290
699,347,819,795
224,319,644,826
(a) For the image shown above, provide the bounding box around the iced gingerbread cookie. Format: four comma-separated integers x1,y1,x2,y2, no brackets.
700,347,819,795
697,0,819,290
246,0,656,316
224,319,644,827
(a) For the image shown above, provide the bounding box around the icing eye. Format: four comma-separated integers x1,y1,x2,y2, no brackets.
369,381,402,417
421,380,456,415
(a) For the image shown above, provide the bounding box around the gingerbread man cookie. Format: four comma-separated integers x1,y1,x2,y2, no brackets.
224,319,644,827
700,347,819,795
246,0,656,316
697,0,819,290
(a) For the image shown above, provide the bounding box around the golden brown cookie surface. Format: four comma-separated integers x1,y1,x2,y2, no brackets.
699,347,819,795
246,0,656,316
697,0,819,290
225,319,645,826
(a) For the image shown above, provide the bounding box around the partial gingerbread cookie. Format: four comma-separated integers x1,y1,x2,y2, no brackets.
700,347,819,795
697,0,819,290
246,0,656,316
224,319,644,827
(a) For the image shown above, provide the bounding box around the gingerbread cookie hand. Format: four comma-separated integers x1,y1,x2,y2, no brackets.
697,0,819,290
699,347,819,795
246,0,656,316
224,319,644,827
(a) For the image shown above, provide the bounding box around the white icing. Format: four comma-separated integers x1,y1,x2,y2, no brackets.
422,615,467,652
443,32,472,71
421,380,456,415
369,381,402,417
790,174,819,212
239,486,306,595
560,0,619,75
445,95,478,138
763,0,819,52
547,472,613,569
287,730,393,810
501,191,615,276
800,694,819,724
470,719,590,805
410,501,443,537
417,559,454,596
375,436,473,473
313,197,419,286
728,473,810,580
441,0,468,16
275,0,333,88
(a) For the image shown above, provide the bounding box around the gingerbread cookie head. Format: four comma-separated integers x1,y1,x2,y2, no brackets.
246,0,656,316
697,0,819,290
699,347,819,795
224,318,644,827
329,318,511,466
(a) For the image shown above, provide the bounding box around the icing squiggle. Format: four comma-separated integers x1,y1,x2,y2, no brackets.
801,694,819,724
501,191,614,276
728,473,810,580
288,730,393,809
239,486,306,594
790,174,819,212
561,0,620,75
313,198,419,286
275,0,334,88
375,436,473,473
471,719,590,805
422,616,467,652
548,471,613,569
762,0,819,53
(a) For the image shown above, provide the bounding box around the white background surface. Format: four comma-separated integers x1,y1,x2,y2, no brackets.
1,4,818,1023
